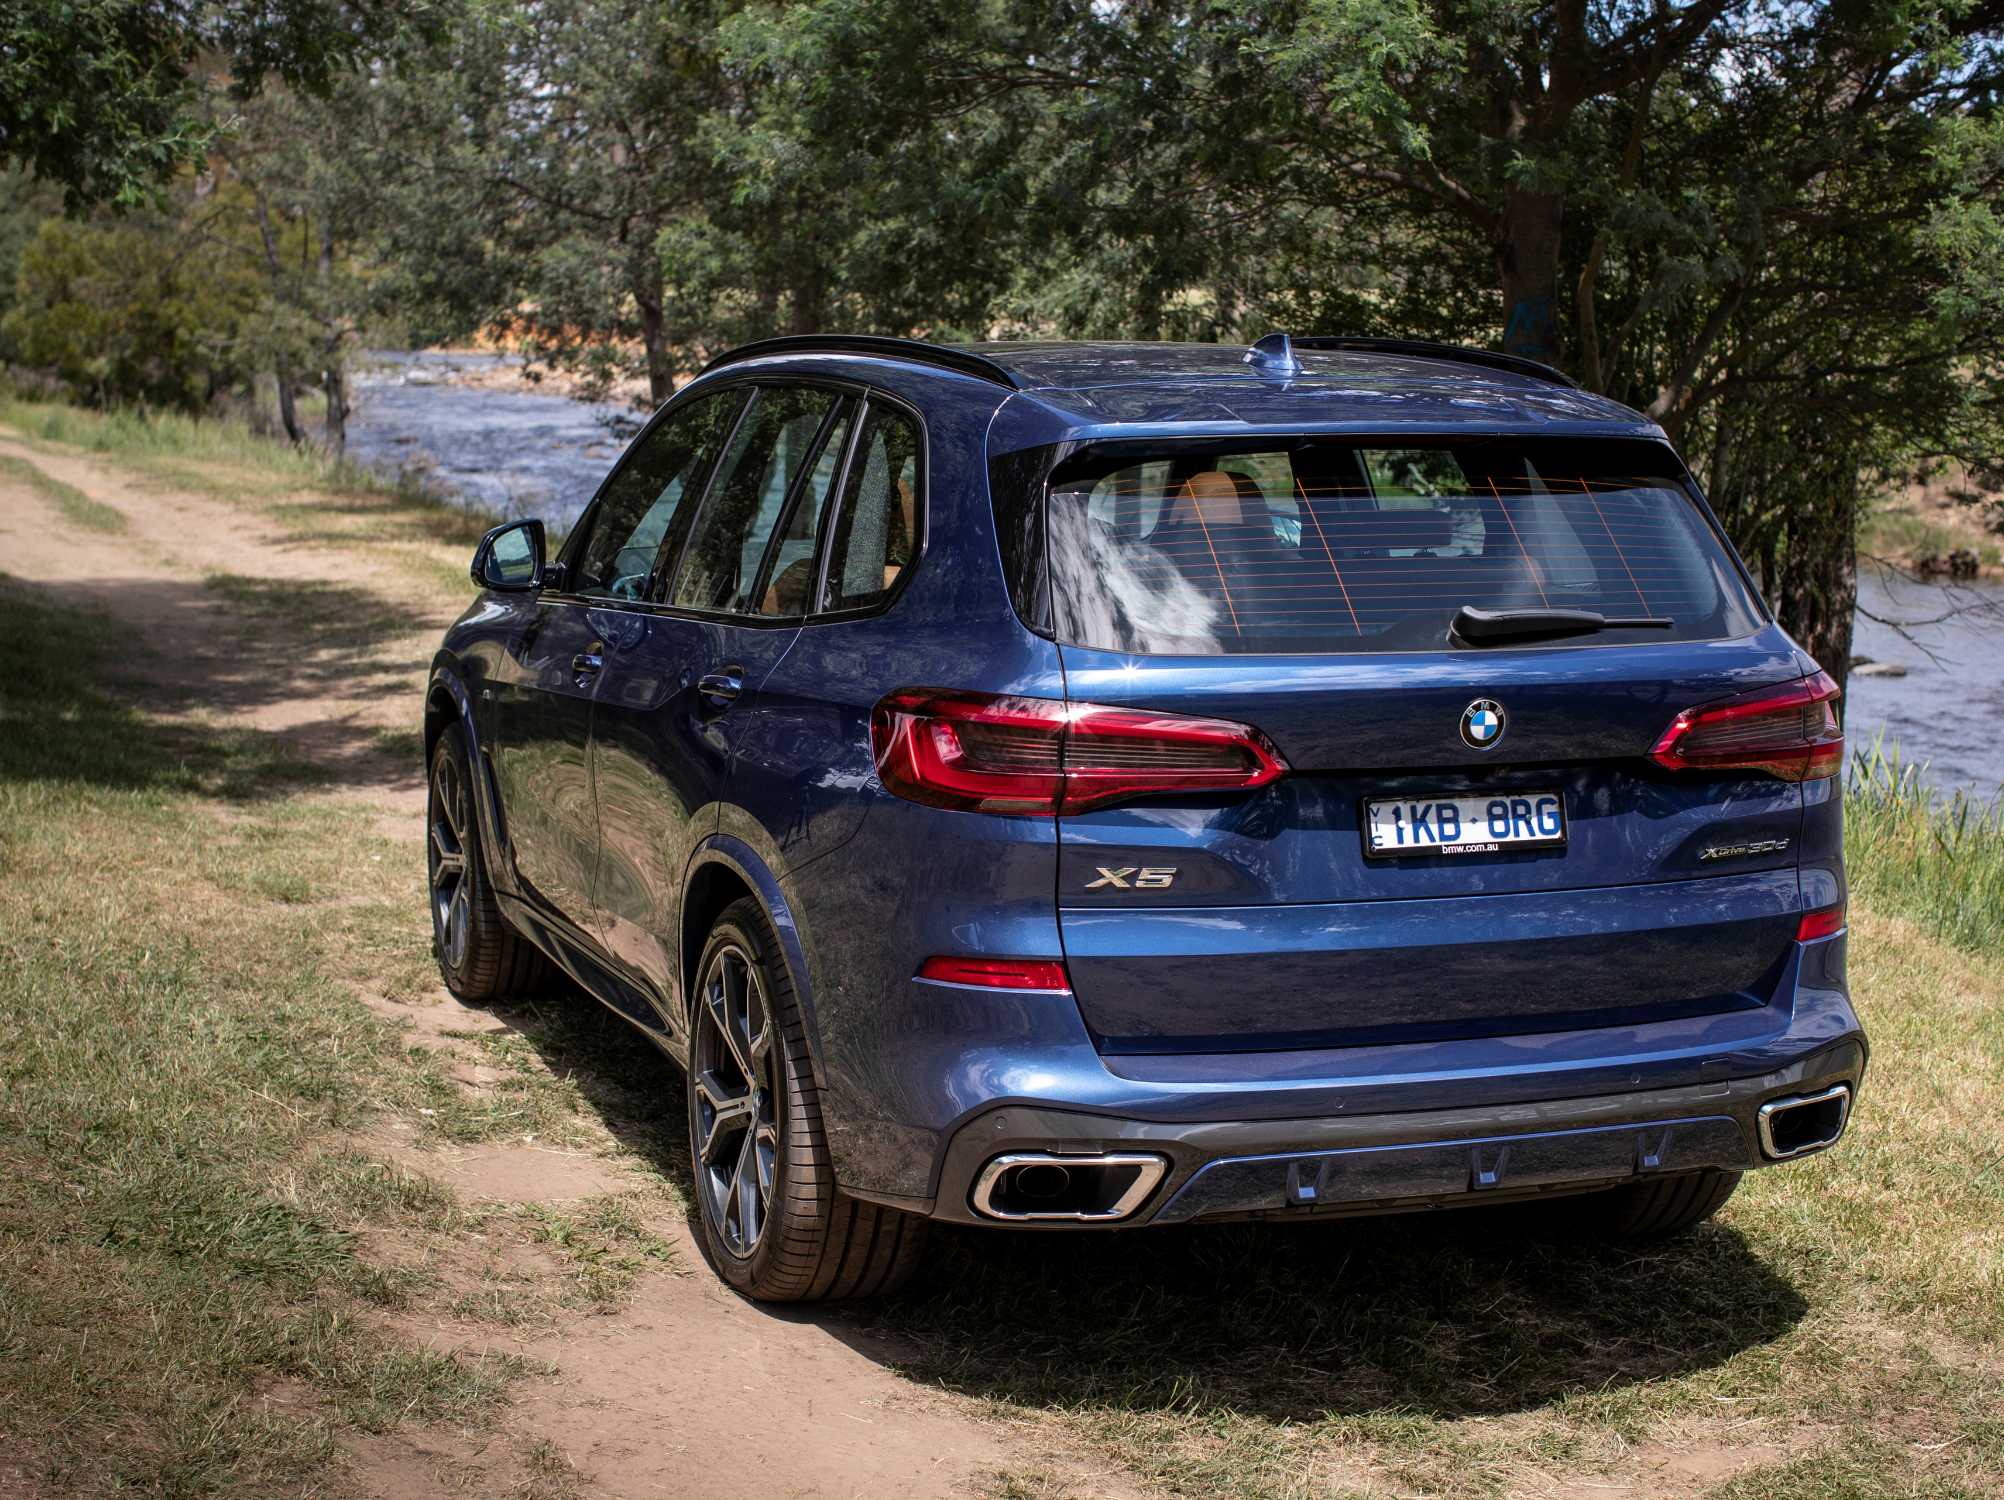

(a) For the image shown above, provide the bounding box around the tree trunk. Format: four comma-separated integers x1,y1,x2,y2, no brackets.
323,365,347,456
274,373,305,446
637,294,673,407
788,270,826,337
1496,186,1565,365
318,219,346,456
1770,469,1859,695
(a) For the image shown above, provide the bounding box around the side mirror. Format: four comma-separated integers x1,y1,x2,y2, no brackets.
471,519,546,591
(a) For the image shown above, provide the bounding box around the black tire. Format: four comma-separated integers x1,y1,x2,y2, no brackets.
1580,1169,1743,1239
686,896,927,1301
427,725,552,1002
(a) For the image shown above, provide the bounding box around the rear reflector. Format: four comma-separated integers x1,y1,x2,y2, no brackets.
871,688,1287,816
918,956,1072,990
1796,905,1846,942
1650,670,1843,782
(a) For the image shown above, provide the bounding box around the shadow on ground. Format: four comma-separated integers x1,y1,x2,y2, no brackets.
0,572,431,802
481,979,1809,1427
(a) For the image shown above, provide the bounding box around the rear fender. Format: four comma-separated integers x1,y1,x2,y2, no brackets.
683,835,826,1089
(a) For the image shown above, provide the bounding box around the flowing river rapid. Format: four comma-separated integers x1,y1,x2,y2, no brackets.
347,349,2004,803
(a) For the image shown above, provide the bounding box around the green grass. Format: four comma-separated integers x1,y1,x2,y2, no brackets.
0,580,610,1495
0,451,126,531
1846,744,2004,954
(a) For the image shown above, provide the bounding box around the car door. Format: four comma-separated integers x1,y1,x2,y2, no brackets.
491,386,748,928
589,384,856,1022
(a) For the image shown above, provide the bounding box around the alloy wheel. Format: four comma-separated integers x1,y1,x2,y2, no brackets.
692,942,779,1258
428,750,472,973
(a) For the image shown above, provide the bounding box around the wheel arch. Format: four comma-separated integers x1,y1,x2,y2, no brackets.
681,837,826,1088
424,658,516,897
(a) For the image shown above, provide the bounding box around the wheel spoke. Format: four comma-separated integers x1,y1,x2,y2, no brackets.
693,1069,753,1164
707,958,755,1080
733,1125,762,1248
430,841,463,888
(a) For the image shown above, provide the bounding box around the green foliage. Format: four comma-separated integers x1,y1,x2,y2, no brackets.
2,212,266,409
0,0,438,209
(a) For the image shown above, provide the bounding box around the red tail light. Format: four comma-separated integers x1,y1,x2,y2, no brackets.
918,956,1072,990
871,688,1287,816
1796,905,1846,942
1649,671,1843,782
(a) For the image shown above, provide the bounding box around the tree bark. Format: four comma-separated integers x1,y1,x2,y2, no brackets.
636,293,673,406
1773,490,1858,694
1497,186,1565,365
274,374,304,446
250,186,307,446
318,219,346,456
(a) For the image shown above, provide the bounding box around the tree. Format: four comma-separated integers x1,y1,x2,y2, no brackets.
349,0,736,405
2,206,266,408
0,0,432,209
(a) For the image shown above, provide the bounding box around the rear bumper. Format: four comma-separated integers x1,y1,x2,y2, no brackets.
925,1037,1864,1227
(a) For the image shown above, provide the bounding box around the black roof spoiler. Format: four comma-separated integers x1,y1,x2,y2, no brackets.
698,335,1022,390
1284,335,1580,389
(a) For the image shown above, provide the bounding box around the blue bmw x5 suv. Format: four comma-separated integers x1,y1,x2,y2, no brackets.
425,332,1865,1300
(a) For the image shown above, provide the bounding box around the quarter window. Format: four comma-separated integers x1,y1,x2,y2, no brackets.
572,389,744,601
820,404,921,612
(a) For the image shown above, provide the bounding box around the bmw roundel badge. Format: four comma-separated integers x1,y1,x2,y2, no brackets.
1460,699,1506,750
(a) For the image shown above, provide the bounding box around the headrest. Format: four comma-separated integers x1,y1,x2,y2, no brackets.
1170,470,1249,528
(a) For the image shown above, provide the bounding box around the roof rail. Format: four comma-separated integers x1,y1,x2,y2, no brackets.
1288,336,1579,390
698,335,1022,390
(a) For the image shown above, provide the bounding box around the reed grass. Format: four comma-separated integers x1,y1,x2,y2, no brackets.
1845,743,2004,955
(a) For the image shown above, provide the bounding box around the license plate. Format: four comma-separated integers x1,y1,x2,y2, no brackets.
1363,791,1566,858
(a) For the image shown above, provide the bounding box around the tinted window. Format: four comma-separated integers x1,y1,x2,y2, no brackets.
573,390,743,601
1045,440,1762,655
669,386,838,612
821,404,920,612
757,401,855,616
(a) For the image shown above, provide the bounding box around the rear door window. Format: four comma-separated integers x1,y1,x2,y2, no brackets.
1044,440,1762,654
666,386,839,613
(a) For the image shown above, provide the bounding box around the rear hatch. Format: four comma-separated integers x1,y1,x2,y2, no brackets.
1032,435,1832,1053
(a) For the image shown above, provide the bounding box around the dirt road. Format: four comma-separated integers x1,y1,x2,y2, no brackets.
0,430,1113,1500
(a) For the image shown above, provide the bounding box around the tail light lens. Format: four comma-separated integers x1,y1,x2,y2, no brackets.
1649,671,1843,782
1796,904,1846,942
871,688,1287,816
918,956,1071,990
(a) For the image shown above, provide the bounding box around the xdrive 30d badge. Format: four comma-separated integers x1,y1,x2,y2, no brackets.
426,332,1864,1299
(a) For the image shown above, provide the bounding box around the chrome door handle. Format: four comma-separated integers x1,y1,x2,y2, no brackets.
572,652,604,676
696,669,742,705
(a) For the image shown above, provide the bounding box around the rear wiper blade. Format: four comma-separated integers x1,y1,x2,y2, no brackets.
1451,606,1675,644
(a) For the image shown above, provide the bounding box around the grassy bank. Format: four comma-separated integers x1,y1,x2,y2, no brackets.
1847,746,2004,955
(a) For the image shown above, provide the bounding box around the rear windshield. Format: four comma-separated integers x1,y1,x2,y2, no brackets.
1043,439,1763,654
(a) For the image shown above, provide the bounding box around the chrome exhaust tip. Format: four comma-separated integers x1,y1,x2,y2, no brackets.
1757,1084,1852,1160
970,1151,1168,1222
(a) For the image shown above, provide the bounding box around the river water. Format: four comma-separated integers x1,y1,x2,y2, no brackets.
347,350,637,524
1848,566,2004,802
346,351,2004,802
